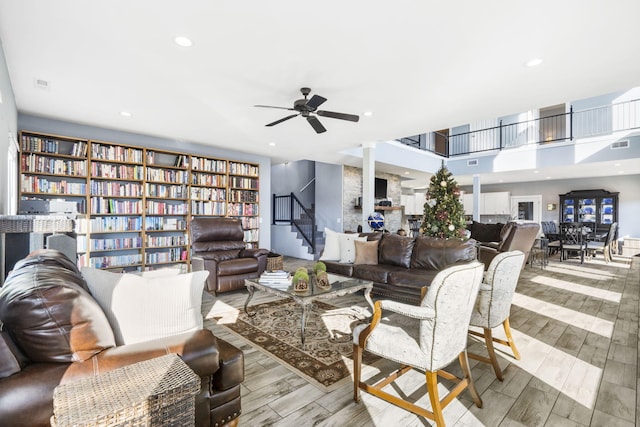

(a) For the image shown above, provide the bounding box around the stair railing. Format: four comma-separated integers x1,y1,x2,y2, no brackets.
272,193,316,252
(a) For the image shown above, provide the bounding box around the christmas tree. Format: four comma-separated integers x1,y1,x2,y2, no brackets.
420,162,468,239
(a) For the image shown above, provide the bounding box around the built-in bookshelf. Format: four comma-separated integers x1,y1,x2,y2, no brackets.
19,130,262,269
19,131,89,215
190,155,227,216
228,161,260,247
84,140,145,271
144,149,190,270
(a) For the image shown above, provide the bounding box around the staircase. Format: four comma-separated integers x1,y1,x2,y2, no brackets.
272,193,322,259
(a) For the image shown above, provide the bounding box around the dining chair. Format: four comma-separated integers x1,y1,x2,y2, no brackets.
588,222,617,263
468,250,525,380
352,262,484,427
558,222,589,263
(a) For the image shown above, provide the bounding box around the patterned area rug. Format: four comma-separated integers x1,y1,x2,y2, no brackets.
219,298,378,391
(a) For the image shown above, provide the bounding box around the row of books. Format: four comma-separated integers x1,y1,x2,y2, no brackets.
91,181,143,197
229,163,259,176
191,172,227,187
76,216,143,233
228,202,258,216
91,163,143,180
191,157,227,173
21,135,88,157
146,183,187,199
229,176,258,189
90,197,143,214
91,144,143,163
146,167,189,184
22,154,87,176
146,248,187,263
228,190,259,203
145,217,186,231
191,201,226,215
21,177,87,195
190,187,226,201
80,237,143,252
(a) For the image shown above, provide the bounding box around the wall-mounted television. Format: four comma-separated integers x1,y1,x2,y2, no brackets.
375,178,387,199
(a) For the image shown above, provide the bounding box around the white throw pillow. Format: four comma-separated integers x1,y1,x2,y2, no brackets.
339,234,367,263
319,227,341,261
138,267,183,278
81,267,208,345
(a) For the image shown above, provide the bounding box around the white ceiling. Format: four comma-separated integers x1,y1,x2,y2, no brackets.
1,1,640,188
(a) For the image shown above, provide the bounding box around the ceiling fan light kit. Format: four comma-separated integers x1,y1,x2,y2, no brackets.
255,87,359,133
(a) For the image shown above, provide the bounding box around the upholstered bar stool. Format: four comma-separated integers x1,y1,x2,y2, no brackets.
468,251,525,380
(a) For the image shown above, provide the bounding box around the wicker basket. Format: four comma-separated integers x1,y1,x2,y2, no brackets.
0,216,34,233
33,216,74,233
266,252,283,271
51,354,200,427
0,215,74,234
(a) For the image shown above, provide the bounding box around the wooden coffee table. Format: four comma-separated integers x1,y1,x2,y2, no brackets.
244,273,374,344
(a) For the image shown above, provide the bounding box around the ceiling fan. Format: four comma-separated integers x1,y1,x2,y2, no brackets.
255,87,359,134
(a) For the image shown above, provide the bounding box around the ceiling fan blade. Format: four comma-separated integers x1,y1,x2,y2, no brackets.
305,95,327,110
307,116,327,133
255,105,296,111
266,114,299,127
316,110,360,122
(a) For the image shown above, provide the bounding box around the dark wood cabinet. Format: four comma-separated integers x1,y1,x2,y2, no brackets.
559,189,618,234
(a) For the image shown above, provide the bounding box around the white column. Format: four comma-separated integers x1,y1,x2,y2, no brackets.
362,143,376,230
473,174,481,222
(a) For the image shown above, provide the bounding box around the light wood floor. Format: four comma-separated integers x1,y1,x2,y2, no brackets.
202,253,639,427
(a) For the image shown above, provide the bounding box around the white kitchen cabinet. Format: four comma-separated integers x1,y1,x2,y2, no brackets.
462,192,510,215
482,192,510,215
401,193,426,215
462,194,474,215
401,195,415,215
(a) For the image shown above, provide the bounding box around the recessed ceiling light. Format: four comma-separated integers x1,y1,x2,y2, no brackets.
498,179,504,183
614,163,621,167
533,170,540,174
404,171,410,175
120,111,132,117
174,36,193,47
618,171,625,174
268,142,276,147
545,176,551,179
525,58,543,67
363,111,373,117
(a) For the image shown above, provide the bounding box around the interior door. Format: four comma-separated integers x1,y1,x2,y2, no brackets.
434,129,448,156
510,195,542,223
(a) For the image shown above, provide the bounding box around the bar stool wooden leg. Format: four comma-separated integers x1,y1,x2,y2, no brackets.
503,318,520,360
426,371,445,427
483,327,503,381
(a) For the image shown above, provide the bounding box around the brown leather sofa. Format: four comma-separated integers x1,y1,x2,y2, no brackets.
324,233,478,305
191,217,270,294
478,221,540,270
467,220,506,245
0,250,243,427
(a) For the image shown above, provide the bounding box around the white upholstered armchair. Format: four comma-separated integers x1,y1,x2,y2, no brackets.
352,262,485,427
468,250,525,380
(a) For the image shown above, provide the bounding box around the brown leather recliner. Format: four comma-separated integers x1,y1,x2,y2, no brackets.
0,250,244,427
478,221,540,270
190,217,269,294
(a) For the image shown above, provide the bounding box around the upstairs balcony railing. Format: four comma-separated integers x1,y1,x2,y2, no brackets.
397,98,640,157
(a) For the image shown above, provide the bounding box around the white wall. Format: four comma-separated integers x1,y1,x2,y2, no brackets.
0,40,18,215
461,174,640,238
